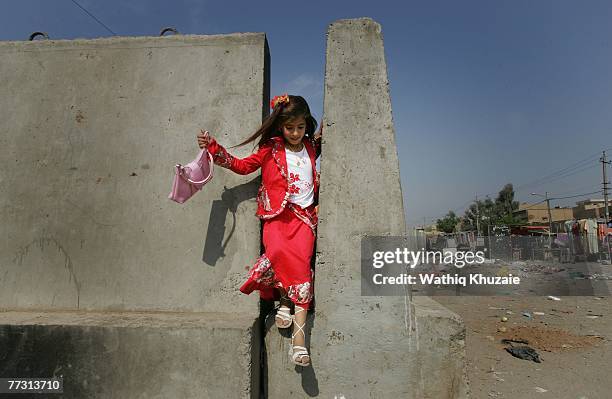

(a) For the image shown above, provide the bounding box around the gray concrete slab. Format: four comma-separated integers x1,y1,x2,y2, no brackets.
264,18,469,398
0,33,270,313
0,309,260,398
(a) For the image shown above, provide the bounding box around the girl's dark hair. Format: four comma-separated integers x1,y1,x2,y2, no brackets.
229,95,318,150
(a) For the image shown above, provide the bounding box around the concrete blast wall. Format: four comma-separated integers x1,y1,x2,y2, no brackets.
0,33,268,314
264,18,469,399
0,21,468,399
0,33,268,398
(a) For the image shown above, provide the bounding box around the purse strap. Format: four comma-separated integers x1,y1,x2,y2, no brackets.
178,151,214,185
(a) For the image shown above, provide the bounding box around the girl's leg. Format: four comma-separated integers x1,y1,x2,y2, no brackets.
262,208,314,365
275,287,293,328
290,302,310,366
291,304,310,367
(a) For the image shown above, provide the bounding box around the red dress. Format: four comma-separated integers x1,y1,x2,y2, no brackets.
206,135,319,309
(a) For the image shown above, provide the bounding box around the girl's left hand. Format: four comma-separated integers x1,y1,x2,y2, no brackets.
197,129,213,149
314,205,319,216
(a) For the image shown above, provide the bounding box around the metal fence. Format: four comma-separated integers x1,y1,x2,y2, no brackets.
427,232,612,263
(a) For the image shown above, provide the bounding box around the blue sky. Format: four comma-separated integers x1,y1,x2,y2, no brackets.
3,0,611,226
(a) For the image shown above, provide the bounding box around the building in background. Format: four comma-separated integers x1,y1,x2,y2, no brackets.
572,199,612,220
513,202,574,224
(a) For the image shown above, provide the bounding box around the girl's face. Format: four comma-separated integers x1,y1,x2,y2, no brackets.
281,116,306,146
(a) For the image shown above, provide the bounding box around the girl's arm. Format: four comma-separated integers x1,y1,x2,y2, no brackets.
312,136,321,157
206,136,264,175
313,120,323,156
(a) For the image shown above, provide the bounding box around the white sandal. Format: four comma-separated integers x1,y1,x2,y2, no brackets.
289,305,310,366
275,295,293,329
275,305,292,329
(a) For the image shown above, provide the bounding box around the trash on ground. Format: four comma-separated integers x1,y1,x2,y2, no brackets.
547,295,561,301
550,308,573,314
498,325,604,352
505,345,542,363
588,273,612,280
501,338,529,345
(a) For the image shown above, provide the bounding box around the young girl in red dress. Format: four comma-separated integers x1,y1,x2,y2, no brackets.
197,94,322,367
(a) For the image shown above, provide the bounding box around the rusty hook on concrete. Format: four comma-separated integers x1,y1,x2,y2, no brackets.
28,32,50,41
159,27,179,36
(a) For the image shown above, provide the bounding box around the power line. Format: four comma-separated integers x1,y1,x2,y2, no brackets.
414,148,612,226
553,184,602,196
473,149,611,207
553,190,602,200
520,163,599,189
69,0,116,36
491,191,601,213
513,152,601,192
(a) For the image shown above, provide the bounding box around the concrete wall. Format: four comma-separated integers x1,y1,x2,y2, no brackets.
0,33,269,314
0,23,469,399
0,310,260,398
264,18,469,398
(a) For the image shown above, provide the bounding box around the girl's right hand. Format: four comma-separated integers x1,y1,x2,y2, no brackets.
313,118,323,142
197,129,213,149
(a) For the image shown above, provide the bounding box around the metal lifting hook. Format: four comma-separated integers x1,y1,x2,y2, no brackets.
28,32,50,41
159,27,179,36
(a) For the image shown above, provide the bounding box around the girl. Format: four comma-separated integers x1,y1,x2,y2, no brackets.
197,94,322,367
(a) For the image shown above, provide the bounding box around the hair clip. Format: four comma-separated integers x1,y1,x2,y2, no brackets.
270,93,289,109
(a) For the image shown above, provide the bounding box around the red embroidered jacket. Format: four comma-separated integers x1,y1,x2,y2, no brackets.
206,135,320,221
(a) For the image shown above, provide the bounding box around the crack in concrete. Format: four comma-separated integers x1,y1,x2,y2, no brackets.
12,234,82,308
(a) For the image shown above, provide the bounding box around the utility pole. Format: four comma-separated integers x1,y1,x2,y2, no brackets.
601,151,611,263
487,223,493,260
602,151,611,224
531,191,554,248
545,191,553,239
475,195,480,237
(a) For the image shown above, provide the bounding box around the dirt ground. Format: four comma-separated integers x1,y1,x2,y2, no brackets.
434,294,611,399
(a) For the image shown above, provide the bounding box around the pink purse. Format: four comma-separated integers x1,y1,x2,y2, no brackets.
168,148,214,204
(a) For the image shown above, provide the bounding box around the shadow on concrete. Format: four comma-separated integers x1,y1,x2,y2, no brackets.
202,177,260,266
260,300,320,397
295,312,319,396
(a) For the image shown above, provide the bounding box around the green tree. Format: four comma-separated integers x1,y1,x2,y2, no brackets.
461,183,520,231
437,211,459,233
494,183,520,223
463,197,495,232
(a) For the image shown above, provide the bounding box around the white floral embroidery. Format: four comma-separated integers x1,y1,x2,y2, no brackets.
246,255,276,286
258,185,272,211
287,203,317,234
287,281,312,304
211,146,234,169
258,191,290,220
